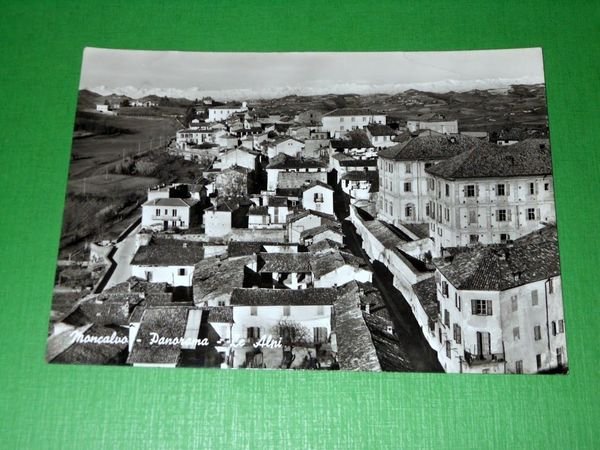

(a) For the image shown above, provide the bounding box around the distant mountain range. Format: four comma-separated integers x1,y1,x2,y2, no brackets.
79,83,545,111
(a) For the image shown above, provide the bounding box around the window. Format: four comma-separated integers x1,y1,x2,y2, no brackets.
558,319,564,333
313,193,324,203
465,185,476,197
529,182,536,195
536,354,542,370
444,310,450,327
476,331,491,357
250,306,258,316
455,293,461,311
313,327,328,343
511,295,518,312
515,360,523,374
178,268,186,276
531,290,539,306
468,209,477,224
527,208,536,220
155,208,160,216
218,301,226,307
544,183,550,191
501,233,510,243
445,184,450,197
446,341,451,358
497,184,505,196
453,324,462,344
534,325,542,341
405,163,411,174
425,204,430,217
172,209,177,217
556,347,564,366
471,299,492,315
469,234,479,244
404,182,412,192
548,278,554,294
551,321,557,336
405,204,414,219
441,281,449,297
513,327,520,341
496,209,507,221
247,327,260,340
444,208,450,222
283,305,290,316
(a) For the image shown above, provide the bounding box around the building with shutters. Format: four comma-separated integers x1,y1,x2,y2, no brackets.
377,134,488,226
431,226,567,374
424,139,555,255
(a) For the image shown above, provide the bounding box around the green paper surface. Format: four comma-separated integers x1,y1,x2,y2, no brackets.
0,1,598,448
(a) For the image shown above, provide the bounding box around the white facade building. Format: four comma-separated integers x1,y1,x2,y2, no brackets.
207,102,248,122
432,226,567,374
302,181,334,216
321,108,386,137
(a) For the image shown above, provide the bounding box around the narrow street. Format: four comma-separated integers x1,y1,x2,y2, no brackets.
104,224,141,289
335,188,442,372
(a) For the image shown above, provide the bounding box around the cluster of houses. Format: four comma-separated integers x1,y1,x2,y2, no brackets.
49,98,566,375
353,130,567,374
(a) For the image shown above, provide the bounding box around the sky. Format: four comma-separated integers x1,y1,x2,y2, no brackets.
80,47,545,100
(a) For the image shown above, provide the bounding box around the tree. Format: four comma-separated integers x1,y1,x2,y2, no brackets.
120,98,130,107
271,319,313,369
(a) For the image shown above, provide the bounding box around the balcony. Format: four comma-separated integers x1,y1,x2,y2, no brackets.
464,351,505,366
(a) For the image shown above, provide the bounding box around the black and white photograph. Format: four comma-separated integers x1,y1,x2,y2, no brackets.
46,48,568,374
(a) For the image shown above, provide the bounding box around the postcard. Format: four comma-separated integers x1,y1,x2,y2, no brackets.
46,48,568,374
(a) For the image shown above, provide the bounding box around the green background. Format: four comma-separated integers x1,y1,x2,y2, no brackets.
1,1,598,448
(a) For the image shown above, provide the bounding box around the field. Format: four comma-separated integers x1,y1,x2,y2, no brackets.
68,174,159,196
69,113,182,179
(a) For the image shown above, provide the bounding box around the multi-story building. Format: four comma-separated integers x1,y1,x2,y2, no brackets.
377,135,486,226
425,139,555,255
207,102,248,122
432,226,567,374
321,108,386,137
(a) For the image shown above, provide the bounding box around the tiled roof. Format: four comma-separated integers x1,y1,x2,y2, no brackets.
426,139,552,180
142,197,199,207
338,159,378,167
230,287,338,306
309,250,367,279
307,239,345,253
268,136,304,146
227,242,269,257
435,225,560,291
48,324,128,365
248,205,269,215
301,180,334,192
287,209,338,224
266,154,328,169
366,124,395,136
201,306,233,323
300,224,343,240
333,283,382,371
126,306,191,365
257,253,312,273
131,239,205,266
192,256,254,304
362,312,412,372
322,108,383,117
267,196,288,207
378,134,488,161
340,171,379,181
412,277,439,322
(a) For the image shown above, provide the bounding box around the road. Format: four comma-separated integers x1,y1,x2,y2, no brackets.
104,224,141,289
342,219,443,373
